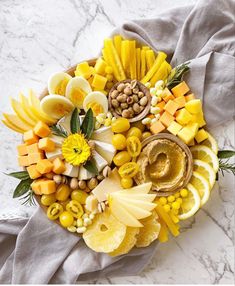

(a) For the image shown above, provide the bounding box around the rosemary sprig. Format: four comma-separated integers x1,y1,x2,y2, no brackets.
19,189,36,206
166,62,190,89
219,159,235,176
50,124,68,138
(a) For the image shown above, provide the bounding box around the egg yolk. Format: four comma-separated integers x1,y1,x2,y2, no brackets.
86,101,103,116
70,87,86,106
55,79,69,95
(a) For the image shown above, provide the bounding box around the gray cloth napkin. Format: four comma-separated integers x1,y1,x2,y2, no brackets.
0,0,234,283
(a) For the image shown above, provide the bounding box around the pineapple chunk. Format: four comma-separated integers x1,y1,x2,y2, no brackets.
167,121,182,135
91,74,107,90
195,128,209,143
190,112,206,127
185,99,202,114
186,122,199,136
176,108,193,125
177,126,195,144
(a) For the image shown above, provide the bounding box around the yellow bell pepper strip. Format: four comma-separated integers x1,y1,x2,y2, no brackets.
66,200,84,218
142,46,150,50
158,217,169,242
47,202,63,220
136,48,141,80
156,204,180,237
114,35,122,59
146,50,155,70
130,40,137,79
150,61,172,86
140,49,146,79
104,38,126,82
141,51,167,84
121,40,131,78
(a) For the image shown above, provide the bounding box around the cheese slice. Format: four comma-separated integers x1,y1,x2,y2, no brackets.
46,148,63,161
78,165,94,180
94,140,116,165
57,112,72,135
91,126,113,144
48,134,64,147
62,162,79,177
92,150,108,172
92,168,122,202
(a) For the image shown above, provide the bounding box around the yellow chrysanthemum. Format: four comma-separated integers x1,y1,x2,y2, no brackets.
62,133,91,166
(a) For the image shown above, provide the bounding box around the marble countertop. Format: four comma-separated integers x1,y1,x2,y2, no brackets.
0,0,234,284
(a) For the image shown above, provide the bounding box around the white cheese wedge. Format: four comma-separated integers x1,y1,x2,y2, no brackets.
48,134,64,147
46,148,63,161
62,162,79,177
57,112,72,135
94,140,116,165
92,168,122,202
91,126,113,144
92,150,108,172
78,165,94,180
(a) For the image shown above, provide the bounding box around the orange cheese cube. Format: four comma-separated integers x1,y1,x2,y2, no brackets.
156,101,166,113
163,94,175,103
91,74,107,90
40,180,56,194
26,164,42,179
17,144,28,156
164,100,179,115
185,93,195,102
171,81,190,97
28,152,45,165
162,88,173,98
175,108,193,125
18,155,30,167
159,111,175,127
174,96,186,109
167,121,183,135
53,158,66,174
150,121,166,134
34,121,51,138
27,143,43,154
31,179,45,195
36,159,53,174
23,130,39,145
38,138,55,152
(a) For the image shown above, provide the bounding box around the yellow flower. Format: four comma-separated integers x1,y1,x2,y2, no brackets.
62,134,91,166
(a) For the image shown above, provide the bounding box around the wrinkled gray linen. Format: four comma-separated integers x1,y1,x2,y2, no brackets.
0,0,234,283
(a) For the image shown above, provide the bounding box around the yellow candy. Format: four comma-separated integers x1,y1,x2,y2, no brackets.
159,197,167,205
167,195,175,203
172,201,181,210
163,204,171,213
180,189,188,198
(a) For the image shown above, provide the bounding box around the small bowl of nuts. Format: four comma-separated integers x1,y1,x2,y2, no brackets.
108,79,151,122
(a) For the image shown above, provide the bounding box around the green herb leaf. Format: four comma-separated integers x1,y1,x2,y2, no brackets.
83,159,99,175
81,108,94,139
5,171,30,180
13,178,33,198
50,125,68,138
166,62,190,90
218,150,235,159
19,189,36,206
70,108,80,134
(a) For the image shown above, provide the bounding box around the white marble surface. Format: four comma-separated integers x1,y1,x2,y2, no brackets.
0,0,234,284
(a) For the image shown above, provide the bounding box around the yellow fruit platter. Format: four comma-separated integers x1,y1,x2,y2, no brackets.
2,35,222,256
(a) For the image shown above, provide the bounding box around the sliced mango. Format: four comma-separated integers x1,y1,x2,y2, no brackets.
1,119,25,133
11,98,36,127
3,113,32,131
19,93,41,122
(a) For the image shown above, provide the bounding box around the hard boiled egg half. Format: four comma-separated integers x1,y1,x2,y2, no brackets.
83,91,108,116
65,76,92,108
48,72,72,96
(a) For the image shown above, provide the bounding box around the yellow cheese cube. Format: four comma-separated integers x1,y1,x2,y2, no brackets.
94,58,107,75
38,138,55,152
34,121,51,137
40,180,56,194
23,130,39,145
91,74,107,90
75,62,92,79
175,108,193,125
150,120,166,134
188,138,195,146
167,121,182,135
162,88,173,98
31,179,46,195
28,152,45,165
159,111,175,127
186,122,199,136
163,94,175,103
36,159,53,174
27,143,43,154
195,128,209,143
53,158,66,174
191,112,206,127
17,144,28,156
171,81,190,97
18,155,30,167
185,99,202,114
26,164,42,179
177,127,195,144
174,96,186,109
164,100,179,115
185,93,195,102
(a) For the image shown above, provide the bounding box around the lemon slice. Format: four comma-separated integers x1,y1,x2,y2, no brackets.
178,183,201,220
193,159,216,188
189,171,210,206
190,145,219,172
201,132,218,154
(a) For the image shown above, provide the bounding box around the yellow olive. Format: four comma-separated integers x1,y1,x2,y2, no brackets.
113,151,131,167
126,127,142,140
55,184,71,201
41,193,56,206
121,177,133,189
111,118,130,133
71,190,88,204
142,131,152,141
131,121,145,132
112,134,127,150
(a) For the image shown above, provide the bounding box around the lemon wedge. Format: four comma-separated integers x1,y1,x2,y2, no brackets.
178,183,201,220
193,159,216,188
201,132,218,154
190,145,219,172
189,171,210,206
